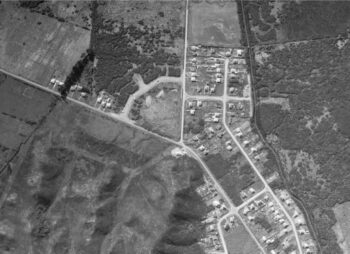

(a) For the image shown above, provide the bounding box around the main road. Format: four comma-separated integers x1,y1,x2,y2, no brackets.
0,67,182,148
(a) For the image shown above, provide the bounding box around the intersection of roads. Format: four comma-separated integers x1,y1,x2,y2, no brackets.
0,0,303,252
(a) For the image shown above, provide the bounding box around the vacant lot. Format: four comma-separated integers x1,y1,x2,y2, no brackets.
0,2,90,85
0,100,208,254
205,150,262,206
129,82,182,141
333,202,350,254
188,1,241,47
255,39,350,253
222,218,261,254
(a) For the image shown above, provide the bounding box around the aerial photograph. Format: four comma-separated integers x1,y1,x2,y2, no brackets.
0,0,350,254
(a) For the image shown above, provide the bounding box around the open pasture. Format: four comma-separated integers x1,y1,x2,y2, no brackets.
0,3,90,85
188,0,241,47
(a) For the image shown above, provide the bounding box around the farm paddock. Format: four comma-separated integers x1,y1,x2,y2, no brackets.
188,0,241,47
0,2,90,85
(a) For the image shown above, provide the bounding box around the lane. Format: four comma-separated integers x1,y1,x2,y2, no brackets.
180,0,189,143
120,75,182,118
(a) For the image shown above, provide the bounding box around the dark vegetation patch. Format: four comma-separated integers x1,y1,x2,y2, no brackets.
59,49,95,99
255,39,350,253
153,188,206,254
241,0,350,44
98,165,126,201
73,129,148,168
91,2,183,111
205,153,256,206
279,1,350,41
256,103,285,136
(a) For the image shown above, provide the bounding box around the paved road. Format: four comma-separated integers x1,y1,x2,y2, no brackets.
0,68,181,148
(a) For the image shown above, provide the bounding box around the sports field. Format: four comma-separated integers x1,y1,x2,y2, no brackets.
0,3,90,85
188,1,241,47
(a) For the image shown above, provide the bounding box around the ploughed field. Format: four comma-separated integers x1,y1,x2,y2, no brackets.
0,99,208,254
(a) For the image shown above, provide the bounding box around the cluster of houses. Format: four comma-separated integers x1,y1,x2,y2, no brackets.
96,92,114,110
277,190,316,254
188,55,224,95
196,176,228,252
240,193,300,253
222,215,237,232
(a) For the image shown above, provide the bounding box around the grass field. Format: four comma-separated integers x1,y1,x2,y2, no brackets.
333,202,350,254
130,82,182,141
222,217,261,254
0,73,57,168
0,3,90,85
188,0,241,47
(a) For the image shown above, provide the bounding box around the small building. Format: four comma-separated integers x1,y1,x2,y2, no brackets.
243,140,250,146
240,191,248,199
293,210,299,218
207,224,216,232
223,222,230,231
286,198,293,206
217,132,224,138
190,109,195,115
216,78,222,83
192,135,199,141
237,49,244,57
228,103,234,109
198,145,205,151
229,87,235,94
295,217,306,226
212,199,220,207
197,100,202,107
249,187,255,194
226,145,233,151
247,215,255,222
208,127,215,133
191,76,196,82
210,87,216,93
283,221,289,228
249,203,257,211
242,206,250,216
